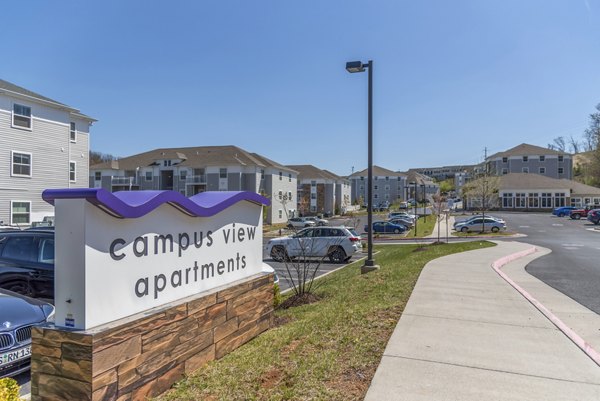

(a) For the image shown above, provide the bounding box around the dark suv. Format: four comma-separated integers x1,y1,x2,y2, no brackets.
0,229,54,299
587,209,600,225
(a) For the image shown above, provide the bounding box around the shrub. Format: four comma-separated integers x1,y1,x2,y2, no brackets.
0,377,20,401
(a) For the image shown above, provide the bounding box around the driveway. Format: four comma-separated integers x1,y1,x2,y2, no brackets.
491,211,600,314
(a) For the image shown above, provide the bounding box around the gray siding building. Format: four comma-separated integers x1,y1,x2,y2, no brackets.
0,79,95,225
348,166,408,206
89,145,297,224
486,143,572,180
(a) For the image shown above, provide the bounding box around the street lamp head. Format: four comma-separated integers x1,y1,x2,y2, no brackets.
346,61,366,73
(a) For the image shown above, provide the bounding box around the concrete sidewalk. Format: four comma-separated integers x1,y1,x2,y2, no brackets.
365,241,600,400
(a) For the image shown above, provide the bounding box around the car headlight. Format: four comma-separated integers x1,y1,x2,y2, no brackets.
42,304,56,323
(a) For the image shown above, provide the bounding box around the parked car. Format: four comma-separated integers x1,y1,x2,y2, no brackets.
453,214,505,228
586,209,600,225
267,226,360,263
388,217,414,228
287,217,317,229
454,217,506,233
365,221,407,234
569,207,593,220
399,201,408,209
0,229,55,299
304,216,329,226
0,288,54,378
552,206,577,217
388,211,416,221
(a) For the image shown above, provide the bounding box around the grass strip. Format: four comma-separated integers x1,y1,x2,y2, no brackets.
158,241,495,401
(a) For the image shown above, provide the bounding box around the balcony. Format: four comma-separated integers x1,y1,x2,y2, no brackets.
185,175,207,184
111,176,139,188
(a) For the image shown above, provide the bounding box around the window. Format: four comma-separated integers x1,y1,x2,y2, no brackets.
179,170,187,180
502,157,508,163
69,161,76,182
310,206,317,212
539,155,545,162
311,180,316,186
539,167,545,174
145,171,153,181
278,210,283,219
374,185,378,190
278,191,282,200
70,122,76,142
558,155,564,162
502,168,508,175
360,176,364,181
311,193,316,199
260,169,264,180
279,171,282,180
385,176,389,181
522,167,529,173
39,238,55,264
359,185,364,190
374,194,379,199
219,168,228,178
385,185,390,190
288,191,292,201
11,151,31,177
163,160,172,167
94,171,101,181
558,167,564,174
555,193,566,207
12,104,31,129
11,201,30,225
541,193,552,208
502,193,513,208
2,235,36,261
288,173,292,182
515,193,526,208
528,193,539,208
522,156,528,162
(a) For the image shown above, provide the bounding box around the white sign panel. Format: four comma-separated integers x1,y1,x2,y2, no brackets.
43,189,270,330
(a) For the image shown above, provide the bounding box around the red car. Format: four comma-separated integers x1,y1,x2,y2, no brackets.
569,207,592,220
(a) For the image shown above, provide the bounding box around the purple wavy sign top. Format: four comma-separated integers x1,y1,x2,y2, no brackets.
42,188,271,219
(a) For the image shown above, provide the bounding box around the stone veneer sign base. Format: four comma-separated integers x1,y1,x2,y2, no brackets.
31,273,273,401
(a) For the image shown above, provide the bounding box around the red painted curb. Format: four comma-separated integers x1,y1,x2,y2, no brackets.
491,247,600,367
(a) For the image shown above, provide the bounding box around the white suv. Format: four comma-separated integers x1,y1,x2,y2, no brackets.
267,226,361,263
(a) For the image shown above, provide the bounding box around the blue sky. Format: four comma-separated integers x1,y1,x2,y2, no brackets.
4,1,600,176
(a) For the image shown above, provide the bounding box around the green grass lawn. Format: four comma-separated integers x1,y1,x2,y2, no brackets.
406,215,437,238
157,241,495,401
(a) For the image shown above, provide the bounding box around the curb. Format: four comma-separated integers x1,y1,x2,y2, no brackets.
491,246,600,367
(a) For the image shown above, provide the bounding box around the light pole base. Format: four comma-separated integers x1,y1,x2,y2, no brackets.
361,259,380,274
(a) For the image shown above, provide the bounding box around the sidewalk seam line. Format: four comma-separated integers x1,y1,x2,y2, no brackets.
382,354,600,387
402,312,558,331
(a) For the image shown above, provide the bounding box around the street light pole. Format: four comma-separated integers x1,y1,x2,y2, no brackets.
346,60,379,274
409,181,417,236
421,184,426,222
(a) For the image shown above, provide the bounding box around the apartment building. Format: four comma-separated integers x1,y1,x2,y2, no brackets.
486,143,572,180
411,164,475,181
0,79,95,225
348,166,408,206
286,164,351,216
89,145,297,224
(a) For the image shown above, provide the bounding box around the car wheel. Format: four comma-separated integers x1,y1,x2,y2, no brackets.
558,212,565,217
270,246,287,262
287,224,293,229
304,224,311,227
3,280,35,297
328,247,347,263
572,214,581,220
491,226,499,233
595,220,600,225
394,228,400,234
461,227,469,233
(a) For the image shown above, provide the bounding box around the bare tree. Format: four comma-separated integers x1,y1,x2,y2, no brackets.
568,135,580,154
271,193,346,300
552,136,567,152
462,176,500,233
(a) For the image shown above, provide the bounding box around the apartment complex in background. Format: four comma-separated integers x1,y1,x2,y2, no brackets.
286,164,351,216
348,166,408,206
486,143,573,180
89,145,297,224
411,164,475,181
0,79,95,225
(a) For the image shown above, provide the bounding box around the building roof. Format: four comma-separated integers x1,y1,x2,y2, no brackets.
482,173,600,195
348,165,407,178
286,165,344,182
488,143,570,159
0,79,96,121
90,145,296,173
